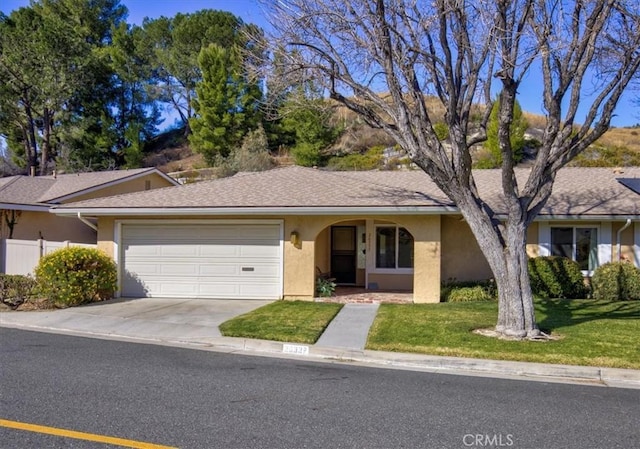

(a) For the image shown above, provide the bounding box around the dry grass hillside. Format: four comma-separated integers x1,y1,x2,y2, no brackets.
142,105,639,174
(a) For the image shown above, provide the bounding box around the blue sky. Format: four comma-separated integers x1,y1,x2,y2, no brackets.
2,0,638,127
0,0,268,27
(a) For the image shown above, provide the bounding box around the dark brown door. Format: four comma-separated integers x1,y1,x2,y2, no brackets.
331,226,356,284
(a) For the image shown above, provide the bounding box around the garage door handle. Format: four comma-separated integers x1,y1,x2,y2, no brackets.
242,267,255,272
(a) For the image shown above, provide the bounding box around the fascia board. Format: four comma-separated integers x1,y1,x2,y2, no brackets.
0,202,51,212
51,205,460,217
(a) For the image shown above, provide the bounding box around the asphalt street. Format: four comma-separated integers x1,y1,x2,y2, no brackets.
1,328,639,449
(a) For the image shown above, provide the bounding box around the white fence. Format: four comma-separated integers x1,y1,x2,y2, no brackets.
0,239,97,276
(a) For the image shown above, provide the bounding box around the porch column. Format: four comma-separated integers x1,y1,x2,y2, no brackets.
406,215,441,303
283,216,318,301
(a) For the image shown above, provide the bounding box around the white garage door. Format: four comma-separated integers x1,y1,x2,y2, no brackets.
121,222,282,299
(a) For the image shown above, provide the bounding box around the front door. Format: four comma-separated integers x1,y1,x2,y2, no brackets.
331,226,356,284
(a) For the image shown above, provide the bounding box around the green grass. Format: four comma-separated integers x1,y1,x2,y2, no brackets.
367,299,640,369
219,301,343,344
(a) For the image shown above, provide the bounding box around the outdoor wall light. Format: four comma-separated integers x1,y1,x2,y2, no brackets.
290,231,300,246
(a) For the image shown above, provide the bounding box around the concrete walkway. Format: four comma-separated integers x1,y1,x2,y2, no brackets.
2,298,639,389
316,303,379,349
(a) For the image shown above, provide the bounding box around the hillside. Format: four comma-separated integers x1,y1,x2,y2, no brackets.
142,110,640,177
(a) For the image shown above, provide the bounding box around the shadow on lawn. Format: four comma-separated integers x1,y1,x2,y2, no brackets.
536,298,639,332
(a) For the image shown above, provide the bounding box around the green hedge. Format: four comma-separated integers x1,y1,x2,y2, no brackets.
591,262,640,301
441,280,497,302
0,274,37,309
34,247,117,308
528,256,588,299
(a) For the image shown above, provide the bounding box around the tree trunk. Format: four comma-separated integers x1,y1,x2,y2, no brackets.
39,108,52,176
495,218,539,338
455,194,539,339
23,94,38,175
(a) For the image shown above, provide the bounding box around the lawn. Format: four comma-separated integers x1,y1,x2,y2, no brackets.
219,301,343,344
367,299,640,369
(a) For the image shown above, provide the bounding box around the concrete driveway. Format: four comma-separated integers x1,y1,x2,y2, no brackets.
0,297,273,343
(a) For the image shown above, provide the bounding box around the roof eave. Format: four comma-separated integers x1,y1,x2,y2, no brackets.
533,214,640,221
0,202,51,212
51,205,460,217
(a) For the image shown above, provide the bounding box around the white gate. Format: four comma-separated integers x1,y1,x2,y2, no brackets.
0,239,97,276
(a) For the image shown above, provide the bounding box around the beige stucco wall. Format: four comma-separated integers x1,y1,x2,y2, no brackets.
440,215,493,282
3,210,96,243
612,222,635,263
526,222,539,257
97,217,116,257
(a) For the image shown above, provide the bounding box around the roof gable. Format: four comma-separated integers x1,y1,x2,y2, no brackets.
0,168,178,208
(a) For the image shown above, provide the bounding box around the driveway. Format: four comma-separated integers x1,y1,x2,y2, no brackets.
0,297,273,342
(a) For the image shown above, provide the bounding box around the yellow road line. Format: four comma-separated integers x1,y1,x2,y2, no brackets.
0,418,177,449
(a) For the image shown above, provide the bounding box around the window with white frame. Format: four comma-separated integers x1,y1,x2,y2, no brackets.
375,226,414,270
551,227,598,271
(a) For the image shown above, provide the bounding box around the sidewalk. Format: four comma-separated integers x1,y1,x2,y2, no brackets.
1,298,639,389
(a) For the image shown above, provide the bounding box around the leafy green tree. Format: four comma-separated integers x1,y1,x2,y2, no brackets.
280,95,341,167
0,0,126,174
188,44,262,165
142,10,259,133
480,98,528,168
106,22,161,167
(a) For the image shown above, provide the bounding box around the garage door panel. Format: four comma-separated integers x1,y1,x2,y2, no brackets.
198,264,240,276
240,283,281,296
159,264,200,276
160,245,200,257
124,245,162,257
121,223,282,299
239,245,280,257
124,263,162,276
199,244,242,257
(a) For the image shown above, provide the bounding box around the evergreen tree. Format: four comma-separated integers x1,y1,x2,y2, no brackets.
188,44,262,165
480,98,528,168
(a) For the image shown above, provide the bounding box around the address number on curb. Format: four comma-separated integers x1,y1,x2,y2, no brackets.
283,344,309,356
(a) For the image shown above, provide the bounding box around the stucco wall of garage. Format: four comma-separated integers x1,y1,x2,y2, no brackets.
4,210,96,243
97,214,442,303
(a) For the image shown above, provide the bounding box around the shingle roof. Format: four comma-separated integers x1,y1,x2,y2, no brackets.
0,168,170,207
54,165,640,217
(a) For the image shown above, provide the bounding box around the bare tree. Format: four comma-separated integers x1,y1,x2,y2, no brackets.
264,0,640,338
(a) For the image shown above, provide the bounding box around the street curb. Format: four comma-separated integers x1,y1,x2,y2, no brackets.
181,336,640,388
3,321,639,389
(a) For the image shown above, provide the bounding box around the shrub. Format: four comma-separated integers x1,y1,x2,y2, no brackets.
441,280,497,302
327,146,384,170
292,142,324,167
528,256,588,299
35,247,117,308
433,122,450,141
0,274,37,309
591,262,640,301
315,277,336,297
